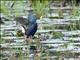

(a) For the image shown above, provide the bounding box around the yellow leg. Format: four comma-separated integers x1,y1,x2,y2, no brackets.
28,36,33,45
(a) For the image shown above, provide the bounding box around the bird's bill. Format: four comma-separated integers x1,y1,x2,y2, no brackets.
40,16,43,20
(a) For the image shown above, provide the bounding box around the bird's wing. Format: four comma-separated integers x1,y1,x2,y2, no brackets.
25,23,37,37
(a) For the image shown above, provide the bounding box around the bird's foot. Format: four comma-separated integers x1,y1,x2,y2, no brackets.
23,36,33,45
24,39,31,45
23,40,27,45
28,36,33,44
23,39,29,45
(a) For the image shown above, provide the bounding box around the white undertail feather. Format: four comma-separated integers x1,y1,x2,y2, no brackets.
21,26,25,33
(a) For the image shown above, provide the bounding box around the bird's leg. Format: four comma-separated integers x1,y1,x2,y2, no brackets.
28,36,32,45
24,35,32,44
23,35,28,44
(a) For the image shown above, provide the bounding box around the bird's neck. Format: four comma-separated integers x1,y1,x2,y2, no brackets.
29,22,37,25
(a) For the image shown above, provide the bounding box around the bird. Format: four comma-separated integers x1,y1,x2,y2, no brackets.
14,11,38,55
25,10,38,38
14,10,38,44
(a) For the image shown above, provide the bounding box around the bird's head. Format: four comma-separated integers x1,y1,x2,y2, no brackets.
28,10,37,24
